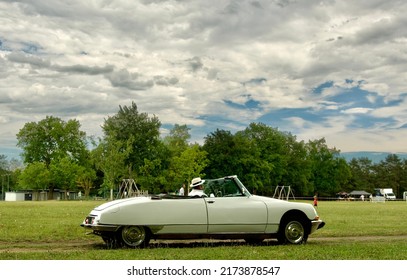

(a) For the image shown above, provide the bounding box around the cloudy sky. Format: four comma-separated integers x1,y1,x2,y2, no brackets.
1,0,407,160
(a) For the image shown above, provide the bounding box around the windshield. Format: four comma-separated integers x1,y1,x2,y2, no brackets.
203,176,250,197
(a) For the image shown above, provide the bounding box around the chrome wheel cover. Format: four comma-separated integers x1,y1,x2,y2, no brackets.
121,226,146,247
285,221,305,244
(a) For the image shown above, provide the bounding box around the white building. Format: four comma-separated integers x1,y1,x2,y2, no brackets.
5,192,25,201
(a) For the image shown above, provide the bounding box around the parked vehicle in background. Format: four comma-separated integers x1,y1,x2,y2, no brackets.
375,188,396,200
81,175,325,248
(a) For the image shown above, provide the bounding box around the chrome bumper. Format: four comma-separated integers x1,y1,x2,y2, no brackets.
310,219,325,234
81,223,119,232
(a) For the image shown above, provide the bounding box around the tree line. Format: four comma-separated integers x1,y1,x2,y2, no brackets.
1,102,407,199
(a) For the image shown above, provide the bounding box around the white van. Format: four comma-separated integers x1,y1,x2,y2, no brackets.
375,188,396,200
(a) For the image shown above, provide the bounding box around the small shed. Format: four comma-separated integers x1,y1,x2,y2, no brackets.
5,192,25,201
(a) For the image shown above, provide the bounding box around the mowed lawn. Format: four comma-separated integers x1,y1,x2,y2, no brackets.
0,199,406,260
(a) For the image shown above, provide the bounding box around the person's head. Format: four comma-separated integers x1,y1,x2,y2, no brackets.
190,177,205,190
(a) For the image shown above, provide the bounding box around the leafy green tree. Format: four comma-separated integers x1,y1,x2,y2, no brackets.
373,154,403,197
203,129,242,179
74,147,98,198
203,123,315,196
306,138,351,196
400,159,407,198
282,136,312,196
1,155,22,193
1,155,8,195
50,157,81,199
230,132,268,194
348,155,407,198
237,123,292,194
163,124,191,156
16,116,88,166
102,102,162,178
163,124,208,192
0,154,7,172
76,166,96,198
17,162,51,198
16,116,88,198
167,144,209,194
348,157,374,192
91,137,129,199
331,157,351,195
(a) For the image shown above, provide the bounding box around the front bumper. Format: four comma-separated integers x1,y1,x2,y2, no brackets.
81,215,120,233
81,222,120,232
310,219,325,234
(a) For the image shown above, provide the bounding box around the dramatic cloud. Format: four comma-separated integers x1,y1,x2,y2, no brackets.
1,0,407,159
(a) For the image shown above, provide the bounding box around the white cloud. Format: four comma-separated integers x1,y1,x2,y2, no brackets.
341,107,373,114
1,0,407,159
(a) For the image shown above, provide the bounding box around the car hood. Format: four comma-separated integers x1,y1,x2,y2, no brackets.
250,195,318,219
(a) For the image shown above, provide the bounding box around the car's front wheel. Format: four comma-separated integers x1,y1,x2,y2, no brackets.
278,217,308,245
120,226,151,248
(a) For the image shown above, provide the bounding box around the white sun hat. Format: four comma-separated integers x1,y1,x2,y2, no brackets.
190,177,205,188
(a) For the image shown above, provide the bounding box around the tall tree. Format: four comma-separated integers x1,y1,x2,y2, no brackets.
0,155,7,172
163,124,191,157
49,157,81,199
203,129,241,179
307,138,350,196
76,166,96,198
91,137,129,199
1,155,22,193
374,154,403,197
282,136,312,196
401,159,407,198
166,144,209,194
348,157,374,192
17,162,50,200
102,102,162,178
16,116,88,199
238,123,290,193
16,116,88,166
163,124,205,191
1,155,10,198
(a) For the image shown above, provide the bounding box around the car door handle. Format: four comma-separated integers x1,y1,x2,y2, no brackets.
207,200,215,204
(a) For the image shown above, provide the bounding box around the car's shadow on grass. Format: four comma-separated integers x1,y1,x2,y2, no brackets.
153,240,281,248
93,239,281,250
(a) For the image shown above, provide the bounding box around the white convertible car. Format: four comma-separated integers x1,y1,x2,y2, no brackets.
81,175,325,248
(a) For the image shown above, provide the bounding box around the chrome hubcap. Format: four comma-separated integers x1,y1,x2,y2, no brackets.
285,221,304,244
121,226,146,247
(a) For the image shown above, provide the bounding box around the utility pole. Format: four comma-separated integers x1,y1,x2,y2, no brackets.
1,173,11,200
1,175,5,200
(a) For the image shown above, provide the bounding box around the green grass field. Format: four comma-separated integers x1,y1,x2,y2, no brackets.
0,199,406,260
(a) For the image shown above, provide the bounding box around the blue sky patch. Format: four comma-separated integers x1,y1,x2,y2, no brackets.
223,96,261,110
312,81,334,94
22,42,40,54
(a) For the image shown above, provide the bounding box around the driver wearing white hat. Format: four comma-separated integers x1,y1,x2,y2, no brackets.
188,177,207,197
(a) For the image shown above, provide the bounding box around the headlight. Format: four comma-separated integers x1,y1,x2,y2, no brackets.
84,215,99,225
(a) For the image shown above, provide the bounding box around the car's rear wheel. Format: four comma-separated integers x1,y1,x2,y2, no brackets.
120,226,150,248
278,217,308,245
